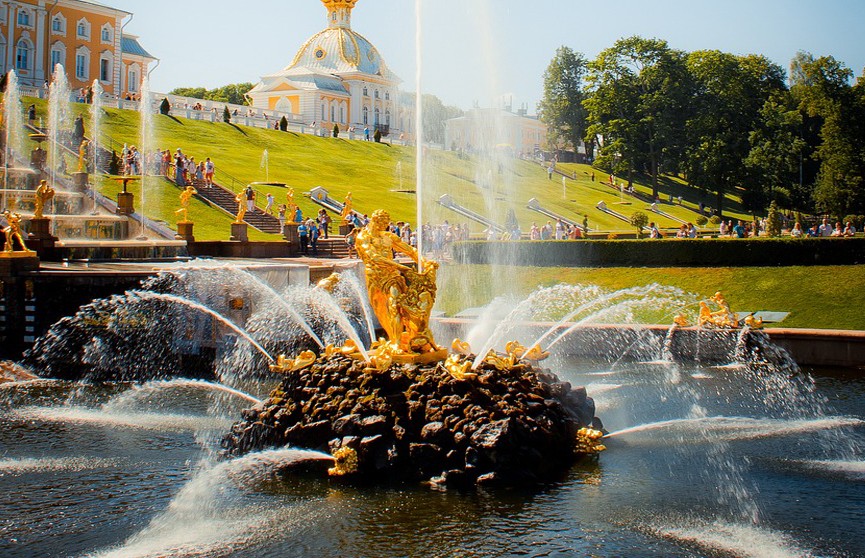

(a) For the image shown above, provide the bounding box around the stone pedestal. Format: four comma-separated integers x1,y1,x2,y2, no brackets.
339,223,354,236
71,172,88,193
230,222,249,242
175,222,195,242
116,192,134,215
27,218,55,241
283,222,299,244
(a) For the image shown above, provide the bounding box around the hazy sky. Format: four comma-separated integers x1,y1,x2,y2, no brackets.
111,0,865,112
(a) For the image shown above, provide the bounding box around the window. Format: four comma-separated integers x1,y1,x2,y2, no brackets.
127,65,139,92
77,19,90,40
15,39,32,71
320,104,324,121
52,16,65,34
76,50,89,80
340,105,345,123
100,56,111,82
362,106,368,125
101,25,112,43
330,105,335,122
17,9,31,27
362,86,368,97
374,107,380,125
385,110,391,126
385,91,390,101
50,45,65,71
374,90,380,99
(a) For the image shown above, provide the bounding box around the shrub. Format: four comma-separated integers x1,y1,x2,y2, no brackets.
159,98,171,115
333,124,340,138
629,211,649,238
279,116,288,132
843,214,864,229
766,201,782,237
223,105,231,124
695,215,708,227
374,129,382,143
709,215,721,225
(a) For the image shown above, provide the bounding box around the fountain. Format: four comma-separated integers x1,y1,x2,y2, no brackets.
0,2,864,556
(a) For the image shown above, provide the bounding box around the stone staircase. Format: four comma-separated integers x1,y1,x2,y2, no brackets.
190,178,283,234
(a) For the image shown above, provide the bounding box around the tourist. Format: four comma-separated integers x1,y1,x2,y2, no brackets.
831,222,844,237
345,226,359,257
844,221,857,237
688,223,697,239
733,220,746,238
818,217,833,237
719,220,728,237
204,157,214,187
649,222,660,239
319,209,331,239
364,126,370,141
555,219,565,240
547,166,553,180
245,185,255,212
28,104,36,125
530,222,540,240
676,224,688,238
174,149,185,186
308,219,320,254
196,161,205,182
540,221,552,240
277,204,287,230
790,222,803,237
265,192,275,215
298,220,309,254
294,206,303,223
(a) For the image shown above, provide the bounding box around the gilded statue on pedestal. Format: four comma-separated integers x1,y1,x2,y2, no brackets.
175,185,198,223
340,192,353,223
2,210,34,255
234,193,246,223
33,180,55,220
77,140,89,173
356,209,443,362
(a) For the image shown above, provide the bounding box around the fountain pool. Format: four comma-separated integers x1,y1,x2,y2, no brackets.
1,359,863,557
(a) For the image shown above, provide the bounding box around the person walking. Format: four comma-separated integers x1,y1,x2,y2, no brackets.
265,192,275,215
245,185,255,213
204,157,214,187
298,220,309,255
308,218,320,255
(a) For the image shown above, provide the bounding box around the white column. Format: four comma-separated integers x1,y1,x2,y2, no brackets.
34,6,45,81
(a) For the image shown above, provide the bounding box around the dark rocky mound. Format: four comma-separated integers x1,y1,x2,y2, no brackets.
222,353,602,487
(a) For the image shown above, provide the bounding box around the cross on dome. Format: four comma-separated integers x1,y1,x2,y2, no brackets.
322,0,358,29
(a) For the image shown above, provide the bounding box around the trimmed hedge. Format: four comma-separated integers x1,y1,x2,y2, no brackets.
451,238,865,267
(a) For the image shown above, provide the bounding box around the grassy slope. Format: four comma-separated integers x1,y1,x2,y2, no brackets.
28,97,751,240
437,264,865,330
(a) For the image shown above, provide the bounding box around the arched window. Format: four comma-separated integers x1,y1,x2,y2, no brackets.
17,8,31,27
15,38,32,71
385,91,390,101
374,107,380,126
362,86,368,97
385,110,391,126
0,34,6,74
330,104,335,122
339,104,345,124
320,104,325,121
101,24,113,44
51,14,66,35
362,106,368,125
77,18,90,40
374,89,379,99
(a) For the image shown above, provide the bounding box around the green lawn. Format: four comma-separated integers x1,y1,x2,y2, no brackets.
23,97,752,240
436,264,865,331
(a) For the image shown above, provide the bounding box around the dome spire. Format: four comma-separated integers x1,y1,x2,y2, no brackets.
322,0,357,29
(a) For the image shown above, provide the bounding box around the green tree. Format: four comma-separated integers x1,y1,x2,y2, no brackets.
745,96,806,209
421,94,463,145
766,201,783,236
538,46,588,155
584,37,692,198
169,82,254,106
683,51,785,219
630,210,649,238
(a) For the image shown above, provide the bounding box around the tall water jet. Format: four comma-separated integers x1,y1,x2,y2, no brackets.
89,80,104,177
2,70,24,211
136,73,154,240
415,0,425,267
47,64,71,189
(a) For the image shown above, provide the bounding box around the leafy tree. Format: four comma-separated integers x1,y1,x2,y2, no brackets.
538,46,588,154
683,51,785,219
169,82,254,106
745,96,806,209
766,201,783,236
585,37,692,198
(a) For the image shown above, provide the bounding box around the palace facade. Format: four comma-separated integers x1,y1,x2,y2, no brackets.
0,0,155,97
247,0,412,138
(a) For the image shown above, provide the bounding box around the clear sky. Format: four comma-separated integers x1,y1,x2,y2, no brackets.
110,0,865,112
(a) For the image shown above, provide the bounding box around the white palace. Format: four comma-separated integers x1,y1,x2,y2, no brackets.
247,0,412,139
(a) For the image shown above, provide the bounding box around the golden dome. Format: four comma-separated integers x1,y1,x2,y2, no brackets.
321,0,358,11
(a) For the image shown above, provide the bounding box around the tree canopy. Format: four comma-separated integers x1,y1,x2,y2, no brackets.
169,82,255,106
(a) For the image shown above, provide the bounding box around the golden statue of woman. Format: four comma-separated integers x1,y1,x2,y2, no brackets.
175,185,198,223
286,187,297,222
33,180,55,220
356,209,440,358
234,193,246,223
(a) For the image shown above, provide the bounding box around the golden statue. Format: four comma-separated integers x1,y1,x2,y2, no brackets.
355,209,444,362
77,140,89,172
33,180,55,220
340,192,353,223
174,185,198,224
2,211,34,255
698,291,740,328
286,187,298,223
234,193,246,223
